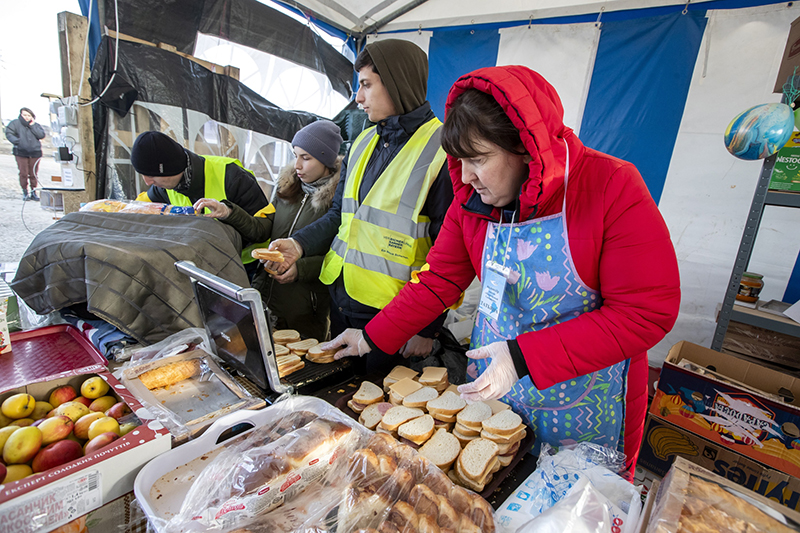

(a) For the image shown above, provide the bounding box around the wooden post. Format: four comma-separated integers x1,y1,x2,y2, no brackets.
57,11,97,213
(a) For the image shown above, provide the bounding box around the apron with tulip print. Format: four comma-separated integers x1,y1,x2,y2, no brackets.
468,169,628,456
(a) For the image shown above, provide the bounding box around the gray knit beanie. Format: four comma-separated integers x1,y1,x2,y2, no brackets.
291,120,343,168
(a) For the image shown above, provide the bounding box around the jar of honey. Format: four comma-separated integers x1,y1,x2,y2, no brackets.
736,272,764,303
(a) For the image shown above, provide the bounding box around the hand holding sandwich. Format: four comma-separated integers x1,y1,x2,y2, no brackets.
268,238,303,274
322,328,372,359
457,341,518,402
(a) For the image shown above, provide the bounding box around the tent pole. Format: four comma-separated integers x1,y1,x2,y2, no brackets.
360,0,431,36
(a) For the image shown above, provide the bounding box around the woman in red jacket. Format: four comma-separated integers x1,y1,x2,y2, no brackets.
325,65,680,472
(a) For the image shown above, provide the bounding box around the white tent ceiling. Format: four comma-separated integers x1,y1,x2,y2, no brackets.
281,0,716,35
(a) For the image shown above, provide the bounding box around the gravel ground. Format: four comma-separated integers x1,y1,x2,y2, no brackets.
0,136,63,265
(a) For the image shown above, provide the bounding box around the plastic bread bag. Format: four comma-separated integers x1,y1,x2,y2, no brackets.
646,456,800,533
120,349,262,443
80,199,197,216
495,442,640,533
516,477,613,533
115,327,212,365
152,396,368,532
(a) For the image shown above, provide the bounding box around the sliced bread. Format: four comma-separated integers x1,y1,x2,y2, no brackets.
481,410,523,436
286,338,318,355
426,391,466,417
358,401,393,430
273,329,300,345
348,381,384,413
453,427,479,448
481,427,526,445
419,428,460,470
454,421,481,437
418,366,448,386
456,401,493,430
430,411,457,424
398,414,435,445
485,399,511,414
458,438,500,481
380,405,424,432
402,386,439,408
274,344,290,357
383,365,419,392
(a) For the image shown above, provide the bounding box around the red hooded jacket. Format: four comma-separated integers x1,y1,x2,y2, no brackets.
365,66,680,469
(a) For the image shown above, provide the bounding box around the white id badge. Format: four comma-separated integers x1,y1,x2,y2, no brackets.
478,263,507,320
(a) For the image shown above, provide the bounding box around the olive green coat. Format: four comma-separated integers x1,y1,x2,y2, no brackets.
222,157,341,341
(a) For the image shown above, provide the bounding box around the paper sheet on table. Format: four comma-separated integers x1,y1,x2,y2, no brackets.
782,299,800,324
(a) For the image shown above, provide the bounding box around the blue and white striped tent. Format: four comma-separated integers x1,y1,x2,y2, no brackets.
346,0,799,365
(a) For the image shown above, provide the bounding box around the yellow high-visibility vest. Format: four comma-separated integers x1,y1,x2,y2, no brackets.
166,156,270,265
319,118,447,309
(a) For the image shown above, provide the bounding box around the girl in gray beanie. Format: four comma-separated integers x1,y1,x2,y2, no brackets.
194,120,343,340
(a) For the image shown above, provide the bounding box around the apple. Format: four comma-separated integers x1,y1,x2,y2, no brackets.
0,426,20,451
48,385,78,408
55,402,90,423
88,417,120,440
32,440,83,473
88,396,117,413
0,463,5,482
119,422,138,436
12,418,34,427
73,412,105,440
105,402,132,420
73,396,92,408
80,377,109,399
0,411,15,428
83,432,119,456
30,401,53,421
3,464,33,483
38,416,74,445
1,393,36,419
3,426,43,464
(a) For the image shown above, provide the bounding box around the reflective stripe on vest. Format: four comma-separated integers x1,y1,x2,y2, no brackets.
319,118,447,309
166,156,268,264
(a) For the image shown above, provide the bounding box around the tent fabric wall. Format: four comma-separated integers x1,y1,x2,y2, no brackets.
372,1,800,365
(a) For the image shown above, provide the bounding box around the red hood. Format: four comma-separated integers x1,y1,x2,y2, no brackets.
445,66,585,220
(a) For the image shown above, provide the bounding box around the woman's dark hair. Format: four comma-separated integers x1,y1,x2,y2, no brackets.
441,89,525,159
20,107,35,119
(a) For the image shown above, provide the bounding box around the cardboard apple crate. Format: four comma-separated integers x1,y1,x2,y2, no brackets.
651,340,800,480
0,367,171,533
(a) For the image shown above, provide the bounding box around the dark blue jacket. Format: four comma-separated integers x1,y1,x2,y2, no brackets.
6,116,45,158
293,102,454,338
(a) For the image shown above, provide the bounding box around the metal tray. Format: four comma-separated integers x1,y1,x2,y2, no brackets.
335,384,535,500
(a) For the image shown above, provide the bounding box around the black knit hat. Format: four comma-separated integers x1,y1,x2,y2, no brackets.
291,120,343,168
131,131,187,176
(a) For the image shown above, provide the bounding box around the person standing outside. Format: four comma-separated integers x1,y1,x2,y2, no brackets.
6,107,45,201
269,39,455,372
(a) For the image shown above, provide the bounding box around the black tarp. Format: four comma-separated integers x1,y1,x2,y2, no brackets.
102,0,353,98
90,36,321,198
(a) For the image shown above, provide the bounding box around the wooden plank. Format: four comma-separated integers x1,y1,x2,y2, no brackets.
57,11,96,212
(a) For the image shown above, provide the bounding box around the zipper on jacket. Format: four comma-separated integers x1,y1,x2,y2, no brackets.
288,193,309,237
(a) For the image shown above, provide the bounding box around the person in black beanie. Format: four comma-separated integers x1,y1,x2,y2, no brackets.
5,107,45,201
267,39,455,371
131,131,273,273
195,120,344,340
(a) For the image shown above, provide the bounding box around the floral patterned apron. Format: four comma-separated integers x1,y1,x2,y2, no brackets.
468,147,628,455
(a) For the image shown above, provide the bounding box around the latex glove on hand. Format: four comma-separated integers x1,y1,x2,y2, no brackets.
267,238,303,274
399,335,434,359
193,198,231,219
321,328,372,360
457,341,519,402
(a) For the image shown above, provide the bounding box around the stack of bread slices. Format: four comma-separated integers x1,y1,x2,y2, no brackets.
418,367,449,393
346,369,527,492
383,365,419,392
271,329,340,374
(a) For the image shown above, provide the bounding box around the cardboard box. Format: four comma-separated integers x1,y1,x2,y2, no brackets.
722,316,800,370
651,341,800,479
774,15,800,93
0,366,171,533
769,132,800,192
638,414,800,512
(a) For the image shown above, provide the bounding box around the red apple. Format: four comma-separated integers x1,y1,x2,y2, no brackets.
83,432,119,456
104,402,132,420
32,439,83,473
48,386,78,408
73,397,92,408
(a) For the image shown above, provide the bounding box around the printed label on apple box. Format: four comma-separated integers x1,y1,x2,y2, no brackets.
0,470,102,533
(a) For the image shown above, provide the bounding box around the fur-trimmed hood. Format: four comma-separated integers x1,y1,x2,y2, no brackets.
276,156,343,211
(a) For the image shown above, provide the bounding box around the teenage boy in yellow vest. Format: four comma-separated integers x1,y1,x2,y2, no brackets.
131,131,274,274
269,39,454,373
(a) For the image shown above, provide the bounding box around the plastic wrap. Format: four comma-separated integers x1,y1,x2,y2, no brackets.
721,319,800,370
646,456,800,533
495,443,640,533
516,477,613,533
116,327,212,365
121,349,262,443
139,395,498,533
81,199,198,216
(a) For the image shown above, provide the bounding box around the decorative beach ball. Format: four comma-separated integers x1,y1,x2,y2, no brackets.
724,103,795,160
